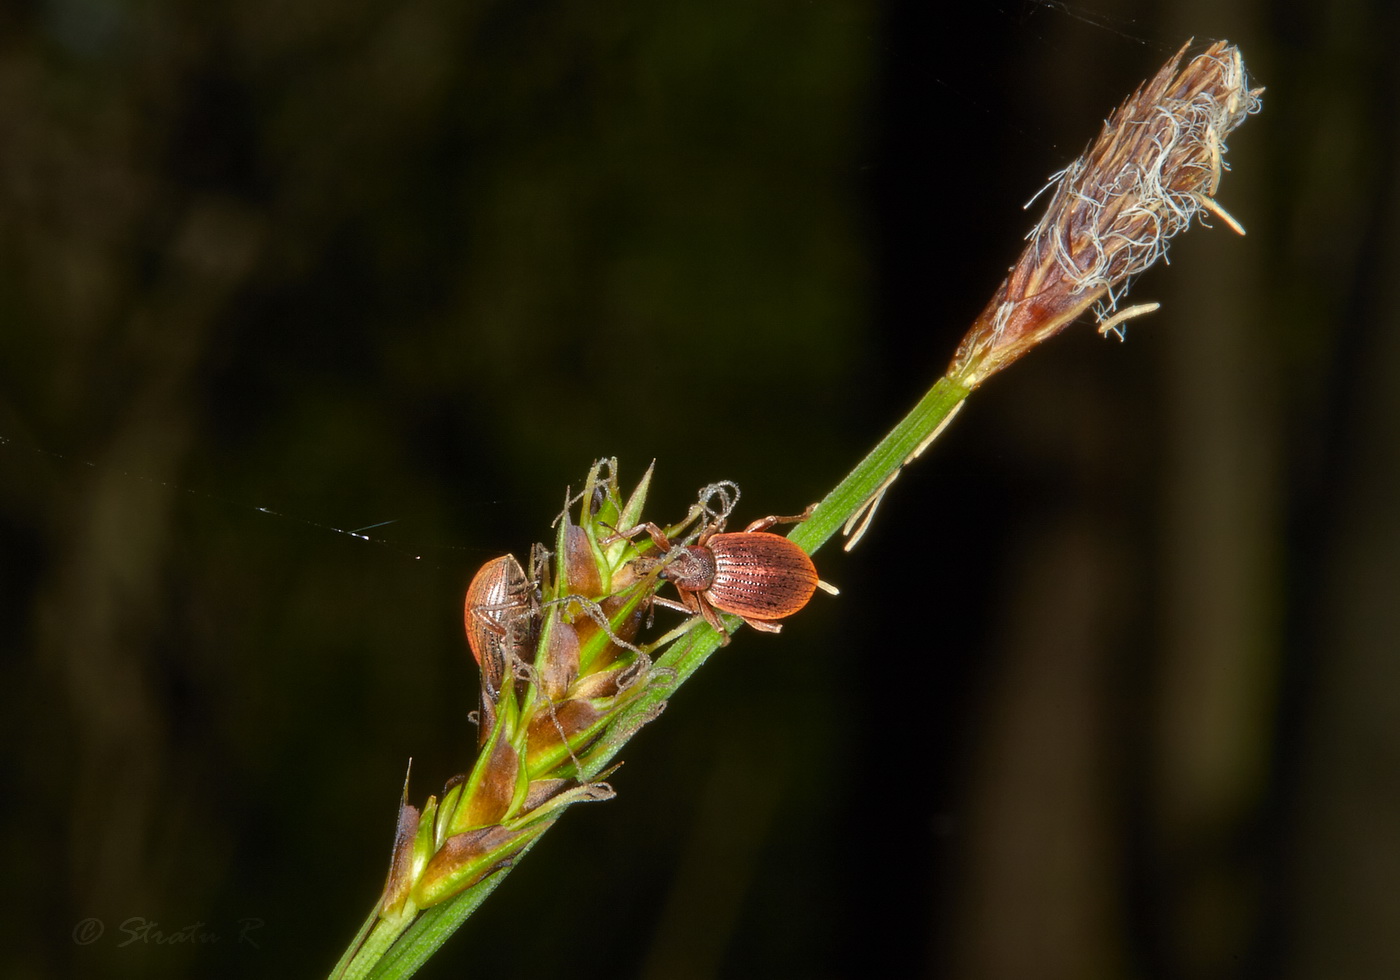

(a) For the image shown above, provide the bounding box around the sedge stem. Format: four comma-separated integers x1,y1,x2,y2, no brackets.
329,369,974,979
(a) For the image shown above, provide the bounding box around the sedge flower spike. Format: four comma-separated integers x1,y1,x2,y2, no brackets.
948,40,1263,388
835,40,1261,551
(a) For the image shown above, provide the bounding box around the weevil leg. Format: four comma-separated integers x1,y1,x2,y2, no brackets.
648,588,724,643
648,596,693,615
609,521,673,552
527,541,552,589
742,503,817,534
695,595,731,645
607,499,710,549
739,617,783,634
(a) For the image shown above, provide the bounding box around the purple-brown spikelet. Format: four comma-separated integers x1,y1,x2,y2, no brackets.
948,40,1263,388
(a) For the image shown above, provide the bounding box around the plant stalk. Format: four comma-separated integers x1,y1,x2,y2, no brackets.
327,370,973,979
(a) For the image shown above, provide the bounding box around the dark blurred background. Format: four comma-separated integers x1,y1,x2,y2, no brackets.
1,0,1392,977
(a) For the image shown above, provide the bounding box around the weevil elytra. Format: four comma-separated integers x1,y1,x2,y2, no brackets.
626,507,820,644
463,554,537,697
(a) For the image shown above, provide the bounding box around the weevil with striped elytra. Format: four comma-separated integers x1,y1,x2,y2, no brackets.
624,504,830,644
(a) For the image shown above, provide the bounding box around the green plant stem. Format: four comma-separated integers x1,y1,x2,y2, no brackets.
329,370,972,979
791,373,970,555
362,838,540,980
598,371,971,752
332,835,546,980
328,903,384,980
332,911,411,980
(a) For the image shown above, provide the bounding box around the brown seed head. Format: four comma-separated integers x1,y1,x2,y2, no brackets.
948,40,1262,388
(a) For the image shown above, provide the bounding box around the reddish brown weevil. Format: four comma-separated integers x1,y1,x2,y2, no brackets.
628,507,820,644
463,554,536,699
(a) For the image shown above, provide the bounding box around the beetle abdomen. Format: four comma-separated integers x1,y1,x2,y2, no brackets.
707,532,818,621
